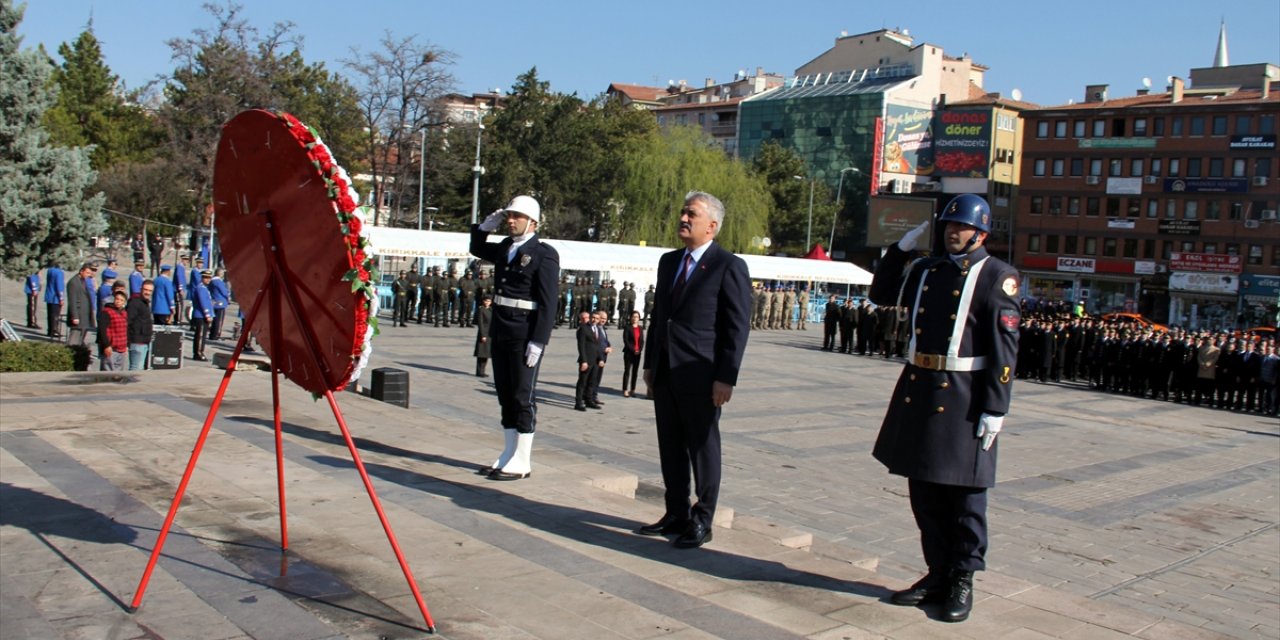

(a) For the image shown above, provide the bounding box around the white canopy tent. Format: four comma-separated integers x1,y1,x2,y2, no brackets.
366,227,872,287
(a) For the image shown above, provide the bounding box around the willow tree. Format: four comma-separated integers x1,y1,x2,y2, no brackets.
614,126,770,254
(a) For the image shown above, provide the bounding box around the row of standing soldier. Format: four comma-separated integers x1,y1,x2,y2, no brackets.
558,279,654,330
750,283,811,331
821,297,912,357
390,267,492,328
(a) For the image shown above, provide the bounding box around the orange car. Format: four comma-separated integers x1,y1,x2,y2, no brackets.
1099,312,1170,333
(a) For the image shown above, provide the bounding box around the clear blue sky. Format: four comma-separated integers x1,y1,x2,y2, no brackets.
16,0,1280,107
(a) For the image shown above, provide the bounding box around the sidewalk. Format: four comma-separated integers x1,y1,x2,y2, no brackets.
1,277,1273,639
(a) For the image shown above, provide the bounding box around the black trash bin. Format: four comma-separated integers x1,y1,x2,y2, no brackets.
371,367,409,408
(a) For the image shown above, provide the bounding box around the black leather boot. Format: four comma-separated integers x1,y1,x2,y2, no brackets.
889,570,947,606
942,570,974,622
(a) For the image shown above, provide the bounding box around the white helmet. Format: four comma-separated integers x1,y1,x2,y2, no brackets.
503,195,541,223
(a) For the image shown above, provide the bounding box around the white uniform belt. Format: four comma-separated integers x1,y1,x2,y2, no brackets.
911,352,987,372
494,295,537,311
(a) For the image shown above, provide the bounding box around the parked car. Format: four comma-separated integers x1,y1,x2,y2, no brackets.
1099,312,1169,333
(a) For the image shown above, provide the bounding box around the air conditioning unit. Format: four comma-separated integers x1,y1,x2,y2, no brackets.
1144,175,1159,184
1261,209,1278,221
1244,219,1261,229
1085,175,1101,185
1253,176,1269,186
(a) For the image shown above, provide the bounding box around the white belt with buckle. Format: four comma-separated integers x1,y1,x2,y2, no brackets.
912,352,987,372
494,295,537,311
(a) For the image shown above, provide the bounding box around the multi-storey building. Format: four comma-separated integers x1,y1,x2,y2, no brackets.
1016,63,1279,329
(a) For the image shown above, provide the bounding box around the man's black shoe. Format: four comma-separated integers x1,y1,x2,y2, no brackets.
942,570,974,622
573,405,587,411
635,515,687,537
673,522,712,548
889,571,948,606
586,402,602,410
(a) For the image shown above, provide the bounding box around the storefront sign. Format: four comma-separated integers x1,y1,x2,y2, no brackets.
933,109,991,178
1163,178,1249,193
1133,261,1156,275
881,104,935,176
1078,138,1157,149
1228,135,1276,150
1169,252,1243,274
1106,177,1143,194
1240,273,1280,306
1057,257,1096,273
1158,219,1201,235
1170,272,1239,294
1107,218,1136,229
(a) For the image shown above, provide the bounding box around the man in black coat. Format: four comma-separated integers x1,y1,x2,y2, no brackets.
638,191,752,550
66,262,99,351
573,311,601,411
470,195,560,481
870,195,1020,623
822,295,840,351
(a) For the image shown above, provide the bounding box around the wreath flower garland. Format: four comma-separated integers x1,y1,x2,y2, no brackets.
276,111,380,390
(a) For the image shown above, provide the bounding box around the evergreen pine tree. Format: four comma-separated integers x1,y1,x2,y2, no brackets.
0,0,106,278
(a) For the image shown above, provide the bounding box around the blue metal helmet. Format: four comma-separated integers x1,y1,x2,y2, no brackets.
938,194,992,233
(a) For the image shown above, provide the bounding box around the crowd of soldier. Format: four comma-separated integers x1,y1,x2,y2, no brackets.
749,283,814,331
1016,313,1278,416
390,266,492,329
820,295,915,358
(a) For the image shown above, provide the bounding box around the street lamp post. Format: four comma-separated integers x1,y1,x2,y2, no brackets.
794,175,816,251
831,167,860,250
417,128,426,230
469,124,485,225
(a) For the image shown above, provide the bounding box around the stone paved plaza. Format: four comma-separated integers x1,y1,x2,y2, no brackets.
1,276,1276,639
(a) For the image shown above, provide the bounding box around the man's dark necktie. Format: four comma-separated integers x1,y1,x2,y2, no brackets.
671,253,692,301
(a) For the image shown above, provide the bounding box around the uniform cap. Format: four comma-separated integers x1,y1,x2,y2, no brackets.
502,195,541,223
201,270,213,277
160,265,172,272
102,269,117,279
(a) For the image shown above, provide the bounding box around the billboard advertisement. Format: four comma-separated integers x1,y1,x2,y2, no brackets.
1169,252,1243,274
881,104,935,176
933,109,991,178
867,196,936,249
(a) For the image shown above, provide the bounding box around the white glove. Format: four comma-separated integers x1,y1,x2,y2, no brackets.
479,210,505,232
524,342,544,368
897,221,930,252
976,414,1004,451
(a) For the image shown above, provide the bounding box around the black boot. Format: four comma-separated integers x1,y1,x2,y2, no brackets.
942,569,974,622
889,570,947,606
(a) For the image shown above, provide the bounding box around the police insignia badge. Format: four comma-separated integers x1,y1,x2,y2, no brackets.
999,309,1020,333
520,254,532,268
1001,276,1018,297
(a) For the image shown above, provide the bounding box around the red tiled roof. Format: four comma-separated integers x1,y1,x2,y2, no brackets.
607,83,668,103
949,90,1042,110
1030,85,1280,111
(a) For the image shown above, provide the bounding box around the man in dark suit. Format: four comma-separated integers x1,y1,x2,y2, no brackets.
66,262,99,350
470,195,560,481
638,191,752,549
573,311,601,411
588,309,612,406
822,295,840,351
870,194,1021,623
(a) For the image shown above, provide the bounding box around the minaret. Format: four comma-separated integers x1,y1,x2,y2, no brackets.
1213,20,1229,67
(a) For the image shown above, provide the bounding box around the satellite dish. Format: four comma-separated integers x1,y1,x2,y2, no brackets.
1141,77,1152,88
1010,88,1023,101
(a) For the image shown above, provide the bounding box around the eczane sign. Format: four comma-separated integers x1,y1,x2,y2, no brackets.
1057,257,1096,273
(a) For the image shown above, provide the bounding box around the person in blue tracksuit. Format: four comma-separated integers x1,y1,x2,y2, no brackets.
151,265,177,325
208,269,230,339
24,272,41,328
189,270,215,360
44,265,66,338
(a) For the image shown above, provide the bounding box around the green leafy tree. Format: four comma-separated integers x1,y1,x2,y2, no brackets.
0,0,105,278
615,126,770,253
751,140,834,255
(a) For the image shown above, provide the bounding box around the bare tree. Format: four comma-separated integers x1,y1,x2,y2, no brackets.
343,32,455,226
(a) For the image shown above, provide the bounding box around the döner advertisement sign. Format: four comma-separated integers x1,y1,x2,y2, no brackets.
933,109,991,178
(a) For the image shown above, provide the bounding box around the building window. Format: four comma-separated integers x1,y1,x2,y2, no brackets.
1262,115,1276,135
1169,158,1181,176
1052,159,1065,176
1212,115,1228,136
1123,239,1137,258
1084,237,1097,255
1065,235,1078,254
1049,196,1063,214
1153,117,1165,136
1130,158,1144,176
1181,240,1196,252
1187,158,1202,177
1090,159,1103,176
1225,243,1239,256
698,113,706,125
1162,241,1173,259
1151,158,1163,176
1272,246,1280,267
1126,198,1140,218
1166,200,1178,218
1203,242,1217,254
1103,238,1117,256
1086,197,1100,216
1093,120,1106,137
1036,121,1049,138
1248,245,1264,266
1045,235,1059,253
1133,118,1147,136
1256,157,1272,177
1171,117,1184,136
1028,235,1041,252
1107,197,1121,216
1073,120,1086,137
1146,199,1159,218
1230,202,1244,220
1232,158,1247,177
1142,238,1155,259
1236,115,1252,134
1112,118,1127,137
1033,159,1046,176
1069,196,1081,215
1208,158,1224,177
1055,121,1068,137
1185,200,1198,219
1070,158,1084,176
1030,196,1044,214
1206,200,1221,220
1189,116,1205,136
1109,159,1123,177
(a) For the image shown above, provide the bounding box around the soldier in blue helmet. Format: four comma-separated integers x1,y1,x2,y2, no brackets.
867,193,1021,623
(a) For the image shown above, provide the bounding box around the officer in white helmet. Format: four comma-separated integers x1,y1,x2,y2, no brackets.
469,195,560,480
